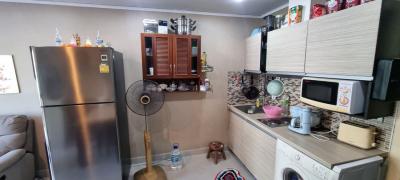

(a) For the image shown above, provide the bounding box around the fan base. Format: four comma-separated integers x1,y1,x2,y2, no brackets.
133,165,167,180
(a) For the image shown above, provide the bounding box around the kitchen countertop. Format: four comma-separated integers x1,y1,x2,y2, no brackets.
228,105,388,169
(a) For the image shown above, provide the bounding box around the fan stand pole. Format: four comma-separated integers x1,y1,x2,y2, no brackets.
144,129,153,172
133,116,167,180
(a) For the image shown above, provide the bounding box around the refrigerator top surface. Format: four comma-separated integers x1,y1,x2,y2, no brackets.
31,47,117,107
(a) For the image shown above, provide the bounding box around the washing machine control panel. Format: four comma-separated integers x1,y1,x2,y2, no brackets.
277,140,333,180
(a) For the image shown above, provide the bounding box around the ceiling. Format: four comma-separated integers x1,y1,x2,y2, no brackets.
5,0,288,17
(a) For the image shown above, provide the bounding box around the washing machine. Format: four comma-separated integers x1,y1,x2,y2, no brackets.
275,140,384,180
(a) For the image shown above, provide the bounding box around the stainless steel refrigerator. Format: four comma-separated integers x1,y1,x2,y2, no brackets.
30,47,130,180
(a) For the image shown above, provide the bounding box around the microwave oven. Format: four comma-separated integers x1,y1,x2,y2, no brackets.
300,77,366,114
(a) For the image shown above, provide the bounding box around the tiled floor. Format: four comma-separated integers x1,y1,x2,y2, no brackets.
130,151,255,180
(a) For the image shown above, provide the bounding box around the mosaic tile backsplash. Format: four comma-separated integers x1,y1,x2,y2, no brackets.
227,71,396,151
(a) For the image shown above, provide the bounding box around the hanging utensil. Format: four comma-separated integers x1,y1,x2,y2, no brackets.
245,74,260,100
190,19,197,26
266,77,284,100
191,25,197,32
241,73,250,96
170,18,178,34
170,18,177,24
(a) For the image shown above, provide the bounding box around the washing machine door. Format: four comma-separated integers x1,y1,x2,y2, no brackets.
275,163,314,180
283,168,304,180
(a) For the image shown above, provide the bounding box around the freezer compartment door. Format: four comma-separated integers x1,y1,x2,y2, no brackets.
31,47,115,106
43,103,121,180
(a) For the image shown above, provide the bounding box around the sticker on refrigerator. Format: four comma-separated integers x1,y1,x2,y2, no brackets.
101,54,108,62
99,63,110,73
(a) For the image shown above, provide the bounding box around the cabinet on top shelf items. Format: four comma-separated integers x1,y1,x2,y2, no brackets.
141,33,201,80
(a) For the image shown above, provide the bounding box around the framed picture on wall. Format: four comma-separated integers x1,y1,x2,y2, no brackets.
0,55,20,94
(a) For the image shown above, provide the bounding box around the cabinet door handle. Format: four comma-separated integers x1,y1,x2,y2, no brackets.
174,64,176,71
170,64,172,73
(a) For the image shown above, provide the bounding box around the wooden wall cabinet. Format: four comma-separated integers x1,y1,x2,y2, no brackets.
305,0,381,77
141,33,201,80
229,112,276,180
266,22,308,74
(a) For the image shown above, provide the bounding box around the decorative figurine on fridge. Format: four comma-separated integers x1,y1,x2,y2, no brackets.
55,28,63,46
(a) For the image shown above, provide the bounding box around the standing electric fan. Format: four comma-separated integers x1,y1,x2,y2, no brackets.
125,80,167,180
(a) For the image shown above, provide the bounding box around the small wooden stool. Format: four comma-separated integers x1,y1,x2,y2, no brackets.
207,141,226,164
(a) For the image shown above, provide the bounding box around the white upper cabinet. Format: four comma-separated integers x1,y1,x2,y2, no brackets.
266,22,308,73
245,34,262,72
263,0,389,79
305,0,382,77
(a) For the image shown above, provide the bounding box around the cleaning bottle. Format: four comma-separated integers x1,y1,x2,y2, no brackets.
201,52,207,66
170,143,183,169
256,97,264,108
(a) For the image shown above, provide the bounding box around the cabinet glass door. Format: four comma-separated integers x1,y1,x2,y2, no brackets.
144,37,154,76
191,38,199,75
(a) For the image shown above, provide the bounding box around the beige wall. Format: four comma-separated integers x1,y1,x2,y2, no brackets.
0,2,262,175
387,102,400,180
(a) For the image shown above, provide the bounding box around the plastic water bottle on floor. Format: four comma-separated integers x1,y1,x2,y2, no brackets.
170,143,183,169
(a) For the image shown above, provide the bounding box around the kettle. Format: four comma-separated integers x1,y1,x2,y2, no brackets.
288,106,321,135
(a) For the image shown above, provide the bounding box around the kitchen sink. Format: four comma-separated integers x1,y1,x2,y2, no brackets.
234,105,264,114
257,117,291,128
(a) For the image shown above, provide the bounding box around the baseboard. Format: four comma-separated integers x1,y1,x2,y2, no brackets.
35,147,210,179
130,147,209,166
